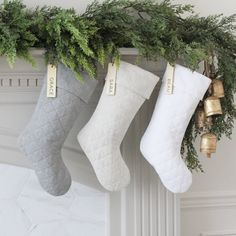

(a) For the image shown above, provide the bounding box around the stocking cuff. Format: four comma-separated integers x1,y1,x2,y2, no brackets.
163,64,211,101
111,61,159,99
56,64,98,103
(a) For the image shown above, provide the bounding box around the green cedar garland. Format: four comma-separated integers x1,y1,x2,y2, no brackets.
0,0,236,171
0,1,37,65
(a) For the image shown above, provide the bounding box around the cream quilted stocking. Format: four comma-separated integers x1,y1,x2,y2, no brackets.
140,64,211,193
78,61,159,191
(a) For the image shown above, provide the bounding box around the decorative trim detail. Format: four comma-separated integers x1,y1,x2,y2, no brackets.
200,230,236,236
0,72,44,87
181,191,236,209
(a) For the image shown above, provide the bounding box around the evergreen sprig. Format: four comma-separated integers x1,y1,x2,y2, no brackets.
0,0,36,65
0,0,235,171
30,6,99,80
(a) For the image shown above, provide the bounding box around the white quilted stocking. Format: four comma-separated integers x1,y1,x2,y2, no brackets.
140,64,211,193
78,61,159,191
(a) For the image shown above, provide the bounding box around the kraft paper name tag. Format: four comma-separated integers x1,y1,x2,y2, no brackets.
106,63,117,96
47,64,57,98
166,63,175,95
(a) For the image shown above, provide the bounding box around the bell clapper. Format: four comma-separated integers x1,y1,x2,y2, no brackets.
207,153,211,158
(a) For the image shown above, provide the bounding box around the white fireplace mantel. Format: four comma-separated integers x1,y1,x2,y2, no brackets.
0,49,180,236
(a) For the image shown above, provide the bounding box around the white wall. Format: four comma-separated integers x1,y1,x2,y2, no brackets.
173,0,236,16
23,0,97,13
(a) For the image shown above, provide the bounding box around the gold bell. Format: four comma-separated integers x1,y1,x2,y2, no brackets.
212,79,225,98
204,96,223,117
195,108,206,128
200,133,217,158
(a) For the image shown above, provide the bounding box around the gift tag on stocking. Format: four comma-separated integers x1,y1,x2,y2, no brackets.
47,64,57,98
106,63,117,96
166,63,175,94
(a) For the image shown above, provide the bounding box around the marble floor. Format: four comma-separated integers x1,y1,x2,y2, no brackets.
0,163,108,236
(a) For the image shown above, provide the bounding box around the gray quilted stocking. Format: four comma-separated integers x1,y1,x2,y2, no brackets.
78,61,159,191
18,64,97,196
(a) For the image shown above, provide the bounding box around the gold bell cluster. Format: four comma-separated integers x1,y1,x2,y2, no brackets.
195,60,224,158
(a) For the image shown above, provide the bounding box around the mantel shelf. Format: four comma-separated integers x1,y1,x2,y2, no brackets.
28,47,139,56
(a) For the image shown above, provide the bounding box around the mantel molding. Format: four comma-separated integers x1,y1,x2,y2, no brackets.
0,72,44,91
200,230,236,236
181,191,236,209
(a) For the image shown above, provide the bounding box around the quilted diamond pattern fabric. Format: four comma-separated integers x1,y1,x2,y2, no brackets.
140,64,211,193
78,61,159,191
18,64,98,196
